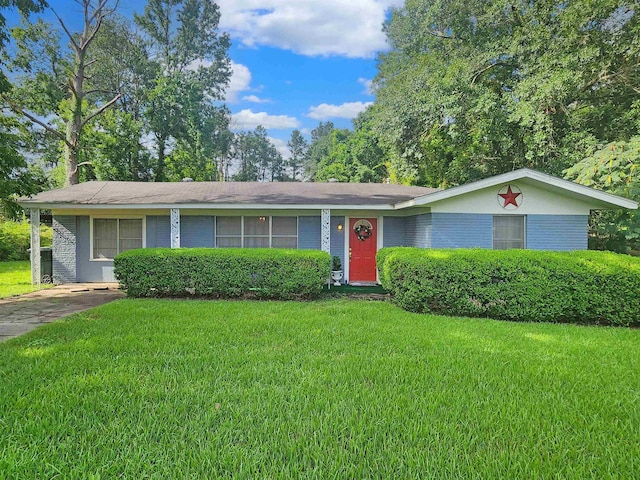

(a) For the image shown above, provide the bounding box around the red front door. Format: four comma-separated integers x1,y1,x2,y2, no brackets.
349,218,377,282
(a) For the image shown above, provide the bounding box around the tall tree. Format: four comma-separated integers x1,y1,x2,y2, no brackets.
134,0,231,181
565,136,640,252
287,129,307,181
231,126,283,182
373,0,640,186
0,0,47,215
83,16,157,181
304,121,334,180
3,0,121,186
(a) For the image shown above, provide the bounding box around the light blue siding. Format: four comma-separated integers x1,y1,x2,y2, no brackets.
526,215,588,250
298,215,344,266
146,216,170,248
406,214,432,248
331,216,345,267
181,216,215,247
298,216,321,250
52,215,77,283
383,217,407,247
431,213,492,248
76,216,115,282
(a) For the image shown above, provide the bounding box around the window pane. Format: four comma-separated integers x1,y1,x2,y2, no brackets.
272,217,297,236
216,236,241,248
119,238,143,252
272,237,297,249
94,218,117,238
119,219,142,239
244,236,269,248
245,216,269,235
216,217,241,235
493,216,524,250
93,219,117,259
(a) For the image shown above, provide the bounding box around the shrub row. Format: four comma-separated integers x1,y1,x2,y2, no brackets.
114,248,331,300
377,247,640,326
0,220,52,261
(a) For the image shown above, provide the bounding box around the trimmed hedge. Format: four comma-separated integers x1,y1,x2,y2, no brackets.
114,248,331,300
0,220,52,261
377,247,640,326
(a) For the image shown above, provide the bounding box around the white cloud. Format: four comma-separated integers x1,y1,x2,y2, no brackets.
217,0,403,58
358,77,375,95
242,94,272,104
307,101,373,120
225,61,253,102
269,137,291,159
231,109,301,130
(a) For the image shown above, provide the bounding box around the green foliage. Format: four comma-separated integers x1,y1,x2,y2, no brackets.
0,219,51,261
0,114,47,218
231,126,284,182
304,121,334,179
373,0,640,187
135,0,231,182
114,248,331,299
308,110,389,183
287,129,307,181
565,136,640,252
331,255,342,271
377,247,640,326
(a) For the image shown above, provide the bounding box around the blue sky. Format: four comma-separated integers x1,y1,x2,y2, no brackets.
11,0,403,158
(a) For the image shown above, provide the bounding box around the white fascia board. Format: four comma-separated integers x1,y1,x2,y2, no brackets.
24,202,397,211
394,168,638,210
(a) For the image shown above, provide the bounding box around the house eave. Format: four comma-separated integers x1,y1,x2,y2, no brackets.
394,168,638,210
19,202,399,211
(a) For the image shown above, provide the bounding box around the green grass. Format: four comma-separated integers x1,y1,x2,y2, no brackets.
0,261,54,298
1,299,639,478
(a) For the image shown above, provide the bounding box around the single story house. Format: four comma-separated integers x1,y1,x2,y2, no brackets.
19,168,638,285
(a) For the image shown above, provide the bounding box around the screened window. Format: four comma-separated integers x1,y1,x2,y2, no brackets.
215,216,297,248
92,218,143,259
493,216,525,250
272,216,298,248
215,216,242,247
244,216,270,248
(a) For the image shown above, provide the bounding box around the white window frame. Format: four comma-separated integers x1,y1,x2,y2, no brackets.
492,215,526,250
215,216,298,248
90,215,146,261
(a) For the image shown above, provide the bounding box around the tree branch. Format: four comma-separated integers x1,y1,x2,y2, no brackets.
1,95,71,146
83,16,104,49
84,88,118,96
51,8,80,52
471,62,509,85
426,29,461,41
81,93,122,128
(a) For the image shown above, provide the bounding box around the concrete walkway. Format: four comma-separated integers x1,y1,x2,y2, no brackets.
0,283,124,342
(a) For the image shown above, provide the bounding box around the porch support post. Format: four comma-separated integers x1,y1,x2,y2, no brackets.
30,208,41,287
170,208,180,248
321,208,330,254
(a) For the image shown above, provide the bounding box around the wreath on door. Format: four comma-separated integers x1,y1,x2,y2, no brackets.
353,219,373,241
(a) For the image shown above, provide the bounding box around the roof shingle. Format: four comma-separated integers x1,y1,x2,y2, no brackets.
19,181,439,207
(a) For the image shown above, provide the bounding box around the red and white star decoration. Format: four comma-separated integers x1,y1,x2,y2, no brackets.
497,184,523,209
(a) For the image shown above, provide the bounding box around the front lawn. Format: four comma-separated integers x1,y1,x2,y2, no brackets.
0,261,53,298
1,299,638,478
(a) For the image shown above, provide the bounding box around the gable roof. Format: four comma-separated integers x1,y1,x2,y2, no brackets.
18,169,638,211
395,169,638,210
18,181,438,209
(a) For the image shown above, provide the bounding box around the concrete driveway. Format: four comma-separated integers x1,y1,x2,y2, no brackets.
0,283,124,342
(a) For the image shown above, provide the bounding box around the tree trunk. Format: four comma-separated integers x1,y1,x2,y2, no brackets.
155,135,166,181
